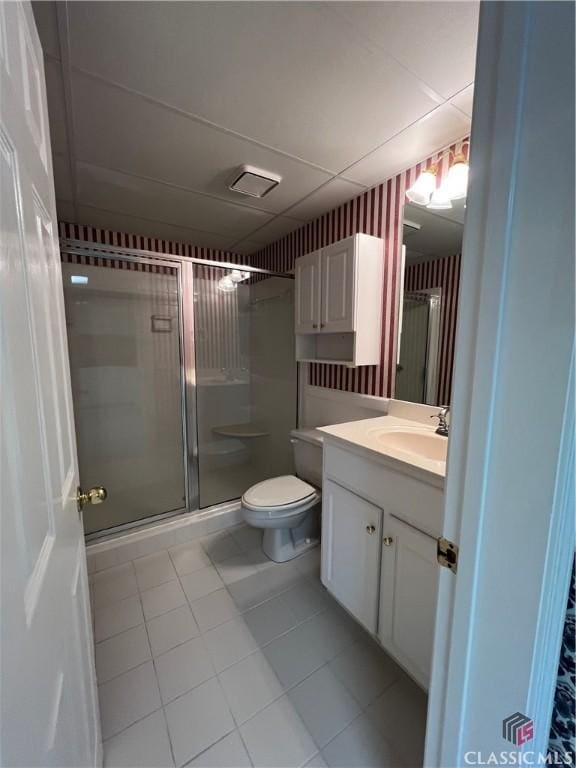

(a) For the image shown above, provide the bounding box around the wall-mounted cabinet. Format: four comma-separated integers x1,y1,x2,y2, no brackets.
294,234,383,366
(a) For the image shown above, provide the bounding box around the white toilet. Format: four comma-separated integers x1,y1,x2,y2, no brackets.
241,428,323,562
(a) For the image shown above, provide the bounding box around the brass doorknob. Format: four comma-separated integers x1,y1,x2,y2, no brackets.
77,486,107,512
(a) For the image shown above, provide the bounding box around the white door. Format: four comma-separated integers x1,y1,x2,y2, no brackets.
425,3,575,765
321,479,382,633
294,249,321,333
378,515,439,690
0,4,101,767
320,236,356,333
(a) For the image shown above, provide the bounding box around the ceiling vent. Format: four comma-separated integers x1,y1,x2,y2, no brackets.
228,165,282,198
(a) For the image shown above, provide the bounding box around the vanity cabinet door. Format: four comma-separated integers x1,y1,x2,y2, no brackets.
321,479,382,633
378,515,439,690
320,237,356,333
294,249,322,333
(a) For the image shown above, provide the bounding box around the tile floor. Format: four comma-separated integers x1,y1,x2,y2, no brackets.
89,525,427,768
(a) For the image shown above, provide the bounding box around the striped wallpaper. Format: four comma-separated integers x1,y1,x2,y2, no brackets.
58,136,468,400
58,221,248,265
58,221,250,377
405,253,462,405
61,250,178,276
193,264,245,373
251,137,469,398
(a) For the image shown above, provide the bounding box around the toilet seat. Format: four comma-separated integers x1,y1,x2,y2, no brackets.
242,475,317,513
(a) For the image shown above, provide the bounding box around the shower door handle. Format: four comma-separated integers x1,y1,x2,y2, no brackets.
77,485,108,513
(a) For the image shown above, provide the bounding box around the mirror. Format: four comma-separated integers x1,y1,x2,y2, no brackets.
395,200,465,406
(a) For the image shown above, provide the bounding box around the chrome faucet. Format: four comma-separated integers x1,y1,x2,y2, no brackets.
431,406,450,437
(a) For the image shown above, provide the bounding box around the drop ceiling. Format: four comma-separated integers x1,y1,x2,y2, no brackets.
33,1,478,255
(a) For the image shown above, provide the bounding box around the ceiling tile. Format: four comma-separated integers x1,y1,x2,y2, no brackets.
345,102,471,187
53,153,73,201
230,241,264,256
70,204,238,253
450,84,475,118
329,2,479,100
233,214,303,248
69,72,332,215
56,199,76,222
67,2,440,170
75,162,274,240
44,58,69,156
32,2,60,60
285,177,366,222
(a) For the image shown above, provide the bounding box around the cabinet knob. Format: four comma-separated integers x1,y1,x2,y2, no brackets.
312,323,318,329
383,536,394,546
320,323,325,328
366,524,376,535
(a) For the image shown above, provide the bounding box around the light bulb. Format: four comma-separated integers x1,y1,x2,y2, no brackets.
218,276,236,293
406,167,437,206
427,184,453,210
445,157,468,200
229,269,249,283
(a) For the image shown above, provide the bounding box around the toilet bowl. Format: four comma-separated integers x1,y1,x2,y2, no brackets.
241,429,323,562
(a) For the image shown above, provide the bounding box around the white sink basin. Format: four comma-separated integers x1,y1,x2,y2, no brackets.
368,428,448,463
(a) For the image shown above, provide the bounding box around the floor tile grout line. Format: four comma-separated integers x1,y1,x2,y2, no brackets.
139,599,178,768
93,565,323,647
179,727,252,768
101,700,166,746
92,566,322,636
99,646,389,764
95,542,404,766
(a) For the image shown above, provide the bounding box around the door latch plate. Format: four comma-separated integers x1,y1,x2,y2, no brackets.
437,537,458,573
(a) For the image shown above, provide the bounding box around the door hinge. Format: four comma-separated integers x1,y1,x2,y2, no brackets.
437,537,458,573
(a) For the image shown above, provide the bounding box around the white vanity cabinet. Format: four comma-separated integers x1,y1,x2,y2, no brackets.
321,439,443,690
321,478,383,633
294,233,383,366
379,515,439,689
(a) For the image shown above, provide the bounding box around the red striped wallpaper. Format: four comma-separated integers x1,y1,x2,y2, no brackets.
58,136,468,400
251,137,469,398
405,253,462,405
58,221,248,265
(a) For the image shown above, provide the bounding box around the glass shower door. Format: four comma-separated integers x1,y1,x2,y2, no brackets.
62,256,186,534
194,264,297,508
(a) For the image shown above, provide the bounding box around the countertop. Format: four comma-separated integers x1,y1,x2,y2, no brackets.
318,414,447,488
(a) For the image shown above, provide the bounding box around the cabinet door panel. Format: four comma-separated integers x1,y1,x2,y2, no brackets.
295,249,321,333
321,238,356,333
321,479,382,633
379,515,439,689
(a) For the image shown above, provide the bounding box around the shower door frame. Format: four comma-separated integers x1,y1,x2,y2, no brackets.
59,239,293,540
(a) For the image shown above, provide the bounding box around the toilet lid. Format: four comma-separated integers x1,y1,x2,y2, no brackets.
243,475,316,508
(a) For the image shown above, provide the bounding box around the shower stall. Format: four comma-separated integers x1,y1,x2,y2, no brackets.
60,241,297,537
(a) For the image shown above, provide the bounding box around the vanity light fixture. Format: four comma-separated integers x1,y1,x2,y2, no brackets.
406,143,470,208
444,153,469,200
427,184,453,210
405,166,437,206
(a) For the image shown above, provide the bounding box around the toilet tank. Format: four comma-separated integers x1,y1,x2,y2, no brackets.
290,428,324,488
